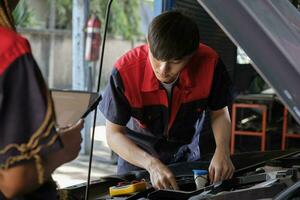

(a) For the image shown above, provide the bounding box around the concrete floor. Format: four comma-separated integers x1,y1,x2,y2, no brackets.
52,126,117,188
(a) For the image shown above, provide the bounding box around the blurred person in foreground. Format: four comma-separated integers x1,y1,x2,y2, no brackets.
0,0,84,199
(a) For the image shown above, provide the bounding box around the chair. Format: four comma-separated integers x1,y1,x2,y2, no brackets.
231,103,267,154
281,107,300,150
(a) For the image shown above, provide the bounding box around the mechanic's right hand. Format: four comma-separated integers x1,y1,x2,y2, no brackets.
147,157,179,190
58,119,84,162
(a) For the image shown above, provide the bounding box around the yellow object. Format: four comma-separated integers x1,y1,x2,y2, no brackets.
109,181,147,197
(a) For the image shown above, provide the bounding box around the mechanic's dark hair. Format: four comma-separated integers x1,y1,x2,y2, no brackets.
148,10,200,61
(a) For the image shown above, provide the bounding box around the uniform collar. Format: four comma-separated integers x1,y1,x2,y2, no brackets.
141,55,160,92
141,49,196,92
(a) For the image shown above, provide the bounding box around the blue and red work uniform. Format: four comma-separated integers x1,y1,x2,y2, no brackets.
0,27,62,200
100,44,234,174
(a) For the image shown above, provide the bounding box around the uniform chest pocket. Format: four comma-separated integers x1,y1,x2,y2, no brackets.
141,106,166,134
181,99,207,115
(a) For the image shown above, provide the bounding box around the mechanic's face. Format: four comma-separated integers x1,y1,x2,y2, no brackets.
149,51,191,83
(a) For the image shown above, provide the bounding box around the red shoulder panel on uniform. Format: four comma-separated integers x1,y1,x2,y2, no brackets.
0,27,31,75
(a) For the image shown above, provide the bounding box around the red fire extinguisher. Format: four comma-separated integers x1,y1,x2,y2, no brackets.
85,14,101,61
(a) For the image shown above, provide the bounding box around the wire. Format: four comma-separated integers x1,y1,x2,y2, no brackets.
84,0,114,200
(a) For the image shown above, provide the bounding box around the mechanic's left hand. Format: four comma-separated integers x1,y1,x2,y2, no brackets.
208,147,235,183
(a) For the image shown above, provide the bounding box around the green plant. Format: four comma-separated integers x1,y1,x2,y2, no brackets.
90,0,141,40
13,0,142,40
13,0,38,28
54,0,72,29
55,0,142,40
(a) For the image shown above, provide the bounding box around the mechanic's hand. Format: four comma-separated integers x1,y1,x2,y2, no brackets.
208,147,234,183
58,119,84,163
147,158,179,190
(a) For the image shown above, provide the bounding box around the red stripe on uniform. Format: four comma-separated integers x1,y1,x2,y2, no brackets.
0,27,31,75
115,44,218,132
140,90,168,107
115,45,163,108
168,44,218,130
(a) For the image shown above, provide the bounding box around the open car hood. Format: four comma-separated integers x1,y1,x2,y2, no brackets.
198,0,300,124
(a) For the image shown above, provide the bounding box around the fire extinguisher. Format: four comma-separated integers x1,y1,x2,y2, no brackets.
85,14,101,61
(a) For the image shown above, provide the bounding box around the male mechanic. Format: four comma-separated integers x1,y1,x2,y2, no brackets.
100,10,235,190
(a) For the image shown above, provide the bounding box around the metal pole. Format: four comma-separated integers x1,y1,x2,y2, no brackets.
72,0,90,154
72,0,89,91
48,0,56,87
154,0,162,17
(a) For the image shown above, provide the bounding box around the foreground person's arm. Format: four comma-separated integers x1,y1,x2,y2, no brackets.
0,120,84,199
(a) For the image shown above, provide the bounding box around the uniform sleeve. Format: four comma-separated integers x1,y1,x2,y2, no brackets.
99,68,131,126
207,59,235,110
0,53,62,169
